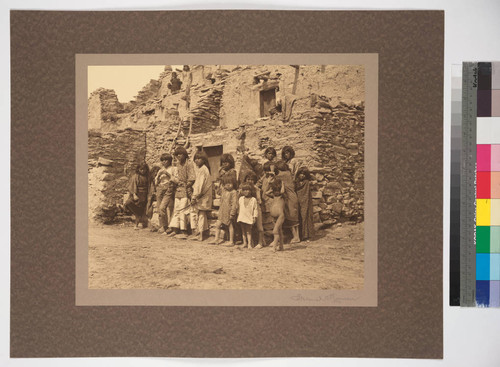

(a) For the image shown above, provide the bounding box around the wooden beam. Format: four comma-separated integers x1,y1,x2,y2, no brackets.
291,65,300,95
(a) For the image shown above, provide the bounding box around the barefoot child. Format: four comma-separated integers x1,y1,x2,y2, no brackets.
244,172,266,249
237,183,258,249
275,161,301,243
190,151,213,241
125,162,153,229
155,153,177,234
266,178,285,252
295,167,315,240
168,146,195,239
209,176,238,245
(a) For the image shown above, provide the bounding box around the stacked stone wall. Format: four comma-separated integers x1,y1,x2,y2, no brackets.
88,129,146,223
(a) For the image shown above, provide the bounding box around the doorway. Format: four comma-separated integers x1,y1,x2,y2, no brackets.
260,88,276,117
201,145,223,182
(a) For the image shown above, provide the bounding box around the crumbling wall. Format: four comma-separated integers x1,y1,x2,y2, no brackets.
134,79,161,105
88,129,146,223
88,88,124,130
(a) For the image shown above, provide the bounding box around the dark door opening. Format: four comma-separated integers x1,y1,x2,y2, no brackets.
260,88,276,117
201,145,223,182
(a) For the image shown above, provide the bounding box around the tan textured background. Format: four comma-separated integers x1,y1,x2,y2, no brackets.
10,10,443,358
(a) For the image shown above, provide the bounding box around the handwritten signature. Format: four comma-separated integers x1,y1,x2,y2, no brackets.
290,293,359,303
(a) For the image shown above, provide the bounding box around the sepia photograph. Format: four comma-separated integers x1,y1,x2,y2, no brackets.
80,55,377,304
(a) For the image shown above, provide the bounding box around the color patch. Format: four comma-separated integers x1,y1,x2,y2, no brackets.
491,226,500,253
476,280,490,306
478,90,492,117
477,254,491,280
477,144,491,171
491,145,500,171
491,254,500,280
492,172,500,199
492,90,500,117
476,118,500,144
479,62,492,90
477,226,491,253
489,281,500,307
477,199,491,225
493,62,500,89
477,171,491,198
491,199,500,226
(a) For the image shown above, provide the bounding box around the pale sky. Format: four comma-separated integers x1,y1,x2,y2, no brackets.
88,65,181,103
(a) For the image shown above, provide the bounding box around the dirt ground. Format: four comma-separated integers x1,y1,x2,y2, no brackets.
88,223,364,290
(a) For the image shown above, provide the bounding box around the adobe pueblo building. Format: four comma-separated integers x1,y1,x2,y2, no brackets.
88,64,365,228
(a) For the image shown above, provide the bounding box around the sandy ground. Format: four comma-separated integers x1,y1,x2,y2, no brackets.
88,223,364,290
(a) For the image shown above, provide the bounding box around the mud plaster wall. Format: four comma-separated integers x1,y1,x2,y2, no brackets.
220,65,365,129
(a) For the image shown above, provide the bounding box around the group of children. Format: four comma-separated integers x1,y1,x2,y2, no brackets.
125,145,314,252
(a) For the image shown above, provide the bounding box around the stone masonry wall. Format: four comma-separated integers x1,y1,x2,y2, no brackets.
88,129,146,223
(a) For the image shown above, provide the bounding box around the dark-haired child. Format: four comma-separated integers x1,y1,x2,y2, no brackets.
209,176,238,246
264,147,277,166
281,145,301,179
267,178,285,252
260,161,277,238
190,152,213,241
295,167,315,240
275,160,301,243
218,153,238,191
244,172,266,249
125,162,153,230
155,153,177,234
237,183,258,249
168,146,195,239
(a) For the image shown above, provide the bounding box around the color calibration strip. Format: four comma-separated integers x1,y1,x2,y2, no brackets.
450,65,462,306
475,62,500,307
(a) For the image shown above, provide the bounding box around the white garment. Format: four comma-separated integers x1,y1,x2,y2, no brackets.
237,196,258,225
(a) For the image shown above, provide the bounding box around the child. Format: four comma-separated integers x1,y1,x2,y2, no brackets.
244,172,266,249
237,183,259,249
155,153,177,234
168,146,195,239
209,176,238,246
267,178,285,252
281,145,301,179
264,147,277,166
295,167,315,240
259,161,277,245
260,161,277,212
125,162,153,230
275,160,301,243
218,153,238,192
190,151,213,241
